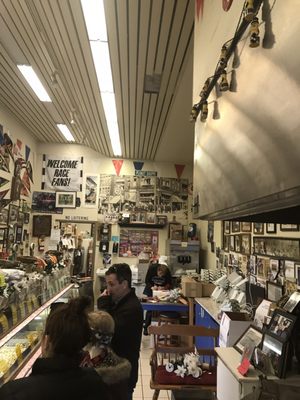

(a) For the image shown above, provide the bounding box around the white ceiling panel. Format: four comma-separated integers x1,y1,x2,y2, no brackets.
0,0,194,163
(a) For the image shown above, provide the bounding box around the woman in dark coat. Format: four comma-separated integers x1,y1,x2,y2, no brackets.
0,297,110,400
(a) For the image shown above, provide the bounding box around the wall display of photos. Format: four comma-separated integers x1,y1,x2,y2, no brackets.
253,236,300,260
32,191,63,214
119,228,158,257
98,174,188,216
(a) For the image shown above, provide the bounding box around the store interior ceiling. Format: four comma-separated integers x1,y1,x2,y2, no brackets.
0,0,195,164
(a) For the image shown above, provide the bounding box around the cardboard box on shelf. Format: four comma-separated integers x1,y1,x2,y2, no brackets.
219,311,251,347
181,276,215,298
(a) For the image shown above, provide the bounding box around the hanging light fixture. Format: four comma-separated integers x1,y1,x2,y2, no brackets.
220,70,229,91
200,78,210,98
219,44,228,69
200,101,208,122
190,102,201,122
249,17,260,47
244,0,255,22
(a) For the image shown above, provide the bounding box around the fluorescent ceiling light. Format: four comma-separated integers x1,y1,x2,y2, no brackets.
81,0,122,156
57,124,75,142
17,65,51,102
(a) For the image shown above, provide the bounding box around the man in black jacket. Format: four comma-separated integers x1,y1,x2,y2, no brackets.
97,263,143,400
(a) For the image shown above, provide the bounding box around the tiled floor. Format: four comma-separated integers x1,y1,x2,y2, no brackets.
134,333,172,400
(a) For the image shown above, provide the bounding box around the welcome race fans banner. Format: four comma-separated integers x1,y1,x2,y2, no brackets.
42,155,83,192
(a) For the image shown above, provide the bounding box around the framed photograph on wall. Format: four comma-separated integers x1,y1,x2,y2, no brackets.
266,223,277,234
83,174,99,207
55,191,76,208
8,204,19,225
240,234,251,255
253,236,300,259
223,235,229,252
231,221,240,233
235,235,241,253
229,235,235,251
241,222,252,232
224,221,230,234
267,309,297,342
234,325,263,355
253,222,264,234
284,260,295,280
280,224,298,232
0,209,8,225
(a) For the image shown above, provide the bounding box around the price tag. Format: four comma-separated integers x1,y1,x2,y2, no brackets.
10,304,18,325
181,242,188,247
0,314,9,333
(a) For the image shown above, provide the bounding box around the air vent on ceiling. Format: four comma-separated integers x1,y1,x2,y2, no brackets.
144,74,161,93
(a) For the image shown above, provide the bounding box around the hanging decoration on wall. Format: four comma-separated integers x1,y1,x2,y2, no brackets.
133,161,144,172
174,164,185,179
83,174,99,208
42,154,83,192
191,0,263,123
112,159,124,176
0,131,13,173
98,174,188,215
0,177,9,188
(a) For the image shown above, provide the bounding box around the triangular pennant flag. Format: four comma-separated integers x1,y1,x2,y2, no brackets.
0,177,9,188
0,199,11,210
0,189,9,200
133,161,144,171
112,159,124,176
21,170,31,197
25,145,31,161
174,164,185,179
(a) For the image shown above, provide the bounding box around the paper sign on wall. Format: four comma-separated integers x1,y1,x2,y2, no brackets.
42,154,83,192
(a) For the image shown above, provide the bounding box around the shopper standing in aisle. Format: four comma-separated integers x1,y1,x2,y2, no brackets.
0,297,110,400
97,263,143,400
81,310,131,400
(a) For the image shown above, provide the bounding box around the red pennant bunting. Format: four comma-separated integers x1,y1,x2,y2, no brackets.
174,164,185,179
112,159,124,176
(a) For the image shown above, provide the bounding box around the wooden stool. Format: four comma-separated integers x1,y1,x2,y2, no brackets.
158,311,181,346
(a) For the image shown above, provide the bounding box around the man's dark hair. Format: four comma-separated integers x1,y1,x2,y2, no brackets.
106,263,132,288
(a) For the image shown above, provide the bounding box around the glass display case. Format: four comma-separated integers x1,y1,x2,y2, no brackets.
0,284,74,386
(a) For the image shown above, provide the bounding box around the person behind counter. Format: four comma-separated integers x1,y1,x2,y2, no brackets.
143,261,172,335
97,263,143,400
0,296,110,400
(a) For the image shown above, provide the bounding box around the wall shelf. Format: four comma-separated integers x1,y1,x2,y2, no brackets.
118,222,166,229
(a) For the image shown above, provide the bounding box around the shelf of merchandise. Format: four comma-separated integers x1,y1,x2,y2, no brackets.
0,284,74,385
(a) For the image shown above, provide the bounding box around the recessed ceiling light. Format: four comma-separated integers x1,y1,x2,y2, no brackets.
57,124,75,142
17,65,51,102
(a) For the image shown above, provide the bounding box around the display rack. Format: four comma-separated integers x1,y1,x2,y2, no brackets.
0,284,73,386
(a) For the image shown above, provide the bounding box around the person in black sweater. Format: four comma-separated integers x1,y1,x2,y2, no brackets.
97,263,143,400
0,297,110,400
143,262,172,335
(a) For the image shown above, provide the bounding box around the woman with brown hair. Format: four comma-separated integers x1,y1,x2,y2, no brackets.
0,297,110,400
